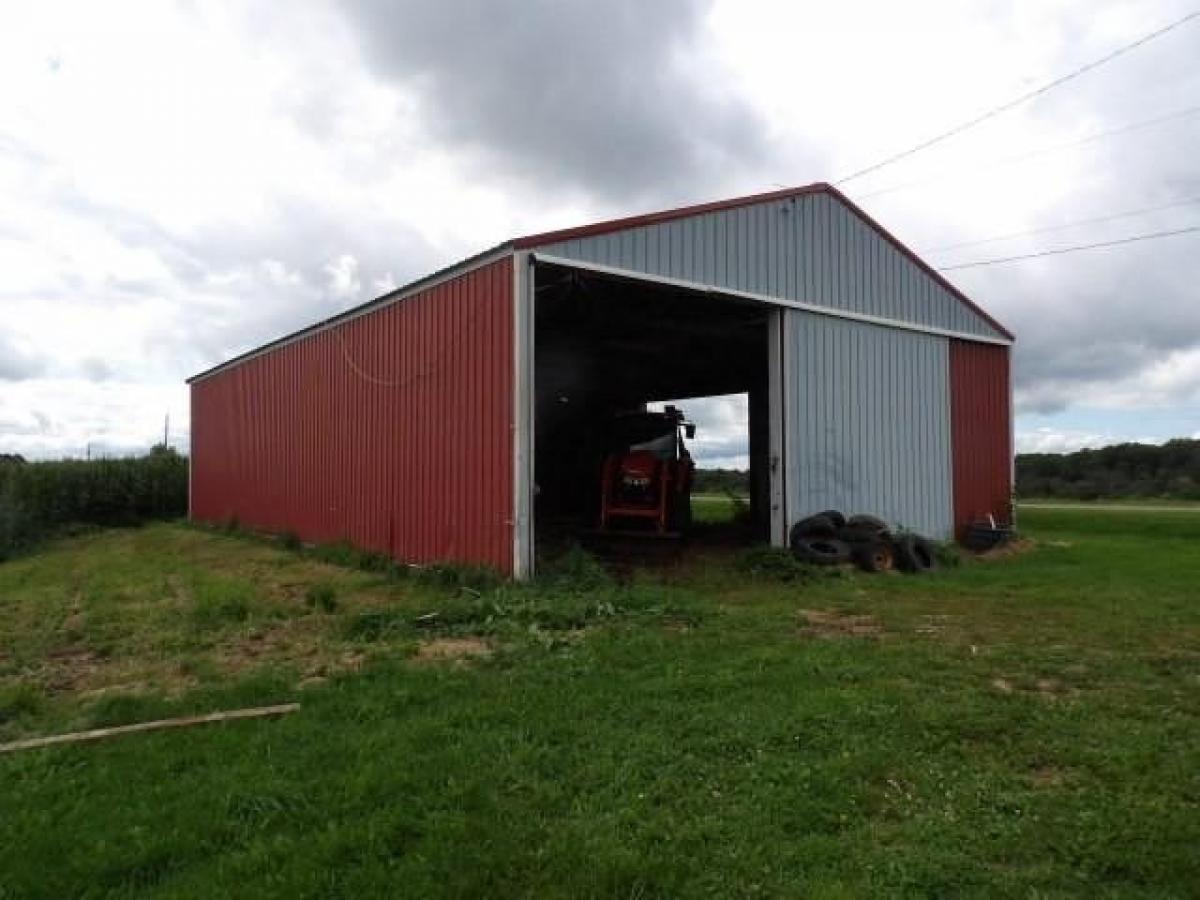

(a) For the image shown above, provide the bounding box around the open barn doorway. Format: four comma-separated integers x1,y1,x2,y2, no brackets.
530,261,783,568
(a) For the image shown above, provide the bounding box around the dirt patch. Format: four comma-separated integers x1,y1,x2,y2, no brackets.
798,609,881,640
412,637,493,666
977,538,1036,561
1028,765,1072,788
42,645,104,693
914,614,957,637
1034,677,1078,700
991,675,1079,701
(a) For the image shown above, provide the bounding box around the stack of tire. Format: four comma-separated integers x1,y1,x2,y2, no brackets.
788,510,938,574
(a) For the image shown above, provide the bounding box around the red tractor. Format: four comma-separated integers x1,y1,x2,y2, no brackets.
598,406,696,535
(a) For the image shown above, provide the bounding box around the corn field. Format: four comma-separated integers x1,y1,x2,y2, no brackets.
0,446,188,561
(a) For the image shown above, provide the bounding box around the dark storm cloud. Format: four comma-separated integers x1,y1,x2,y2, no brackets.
994,194,1200,413
338,0,792,204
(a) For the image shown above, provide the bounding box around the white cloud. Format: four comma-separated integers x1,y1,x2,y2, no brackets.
1016,428,1167,454
0,378,188,459
323,254,362,301
651,394,749,469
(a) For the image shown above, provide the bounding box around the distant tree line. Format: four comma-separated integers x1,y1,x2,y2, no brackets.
0,445,188,561
694,468,749,495
701,440,1200,502
1017,439,1200,500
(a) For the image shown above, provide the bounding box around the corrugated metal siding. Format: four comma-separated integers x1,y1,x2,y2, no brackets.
784,311,954,538
949,340,1012,538
538,192,1005,340
190,257,514,572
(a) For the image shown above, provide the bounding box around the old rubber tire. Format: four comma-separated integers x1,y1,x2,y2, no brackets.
895,534,938,573
846,513,888,534
793,537,851,565
791,514,836,544
852,539,895,573
815,509,847,529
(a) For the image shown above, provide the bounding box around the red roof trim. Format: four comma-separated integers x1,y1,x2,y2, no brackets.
511,183,832,249
512,182,1014,341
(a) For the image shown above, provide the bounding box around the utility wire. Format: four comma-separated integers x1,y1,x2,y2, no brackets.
856,103,1200,201
937,224,1200,270
925,196,1200,253
835,9,1200,186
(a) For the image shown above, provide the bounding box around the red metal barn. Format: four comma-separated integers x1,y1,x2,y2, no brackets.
189,183,1013,576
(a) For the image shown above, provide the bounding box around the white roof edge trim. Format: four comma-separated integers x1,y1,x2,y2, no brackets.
531,253,1014,347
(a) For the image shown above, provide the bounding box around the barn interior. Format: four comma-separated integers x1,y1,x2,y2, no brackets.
532,261,775,553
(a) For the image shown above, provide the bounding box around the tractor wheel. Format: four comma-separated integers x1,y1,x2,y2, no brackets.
895,534,938,573
852,539,895,573
792,537,851,565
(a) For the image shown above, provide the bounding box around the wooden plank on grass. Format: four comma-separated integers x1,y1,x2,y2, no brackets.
0,703,300,754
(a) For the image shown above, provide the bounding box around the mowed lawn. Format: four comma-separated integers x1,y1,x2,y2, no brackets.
1,509,1198,898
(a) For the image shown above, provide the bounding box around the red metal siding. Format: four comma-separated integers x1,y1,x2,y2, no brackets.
949,340,1012,540
190,256,514,573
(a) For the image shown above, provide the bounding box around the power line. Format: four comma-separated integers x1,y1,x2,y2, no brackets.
925,196,1200,253
937,224,1200,270
835,9,1200,186
856,103,1200,201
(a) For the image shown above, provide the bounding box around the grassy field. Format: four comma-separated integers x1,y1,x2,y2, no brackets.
1019,498,1200,510
1,509,1198,897
690,492,746,524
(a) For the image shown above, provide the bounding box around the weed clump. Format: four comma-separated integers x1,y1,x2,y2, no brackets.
933,541,963,568
414,562,502,593
345,609,410,642
305,582,338,613
735,546,822,582
190,582,254,629
0,683,43,727
536,544,613,592
345,545,701,642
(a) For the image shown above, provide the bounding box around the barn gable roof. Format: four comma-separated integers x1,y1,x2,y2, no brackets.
514,182,1012,342
189,182,1009,384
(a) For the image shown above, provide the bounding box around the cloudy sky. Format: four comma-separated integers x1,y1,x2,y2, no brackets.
2,0,1198,466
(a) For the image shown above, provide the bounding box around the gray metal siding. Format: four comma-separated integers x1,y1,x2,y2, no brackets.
538,192,1003,340
784,311,954,539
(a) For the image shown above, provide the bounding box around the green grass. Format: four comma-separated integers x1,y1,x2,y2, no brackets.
1019,497,1200,509
690,492,744,524
1,511,1199,897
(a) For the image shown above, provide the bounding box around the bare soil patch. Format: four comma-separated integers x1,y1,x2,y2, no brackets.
977,537,1036,561
42,645,104,693
412,637,493,666
991,675,1079,701
914,614,957,637
1028,765,1073,788
798,609,881,639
